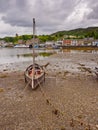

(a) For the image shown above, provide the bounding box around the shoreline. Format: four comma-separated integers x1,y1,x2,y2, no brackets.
0,51,98,75
0,52,98,130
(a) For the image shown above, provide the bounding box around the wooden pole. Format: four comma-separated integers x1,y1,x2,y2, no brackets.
33,18,35,65
32,18,35,89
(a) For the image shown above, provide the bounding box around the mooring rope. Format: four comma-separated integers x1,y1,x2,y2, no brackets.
21,66,96,129
36,75,95,130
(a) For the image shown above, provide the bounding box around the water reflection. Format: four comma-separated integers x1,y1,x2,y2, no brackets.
0,47,98,65
0,48,58,64
61,49,98,54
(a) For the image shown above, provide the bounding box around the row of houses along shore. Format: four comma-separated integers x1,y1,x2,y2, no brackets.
0,37,98,47
46,38,98,47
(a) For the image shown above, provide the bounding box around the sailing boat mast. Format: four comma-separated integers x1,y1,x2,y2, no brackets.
33,18,35,65
24,18,46,90
31,18,36,88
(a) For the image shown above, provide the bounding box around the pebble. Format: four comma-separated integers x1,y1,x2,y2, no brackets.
96,125,98,128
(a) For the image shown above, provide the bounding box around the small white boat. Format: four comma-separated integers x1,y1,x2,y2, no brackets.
14,44,29,48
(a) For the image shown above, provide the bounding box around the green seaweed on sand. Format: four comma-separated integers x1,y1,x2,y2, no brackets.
17,52,54,58
17,53,38,57
0,88,4,92
78,63,85,66
60,127,66,130
77,67,92,73
0,74,8,78
39,52,54,57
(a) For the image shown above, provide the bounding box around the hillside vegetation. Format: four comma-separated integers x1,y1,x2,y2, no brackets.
51,27,98,39
0,27,98,44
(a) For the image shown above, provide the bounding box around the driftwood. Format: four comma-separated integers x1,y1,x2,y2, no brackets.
95,67,98,71
42,62,50,68
95,67,98,77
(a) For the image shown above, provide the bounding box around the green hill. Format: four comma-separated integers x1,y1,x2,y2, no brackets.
1,27,98,44
51,27,98,39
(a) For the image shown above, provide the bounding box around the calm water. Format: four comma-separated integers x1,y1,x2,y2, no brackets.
0,48,58,65
0,48,98,65
0,48,40,64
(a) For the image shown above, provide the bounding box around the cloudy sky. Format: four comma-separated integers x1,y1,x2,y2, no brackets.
0,0,98,37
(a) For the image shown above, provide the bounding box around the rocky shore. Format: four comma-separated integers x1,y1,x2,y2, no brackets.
0,52,98,130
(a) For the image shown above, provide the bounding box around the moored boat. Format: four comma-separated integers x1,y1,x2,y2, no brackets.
24,63,45,89
14,44,29,48
24,18,46,89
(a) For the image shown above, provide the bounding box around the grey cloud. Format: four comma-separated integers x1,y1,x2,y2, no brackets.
0,0,12,12
2,0,31,26
0,0,98,36
85,0,98,20
1,0,77,30
88,6,98,19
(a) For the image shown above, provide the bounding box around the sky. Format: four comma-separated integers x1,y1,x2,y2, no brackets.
0,0,98,38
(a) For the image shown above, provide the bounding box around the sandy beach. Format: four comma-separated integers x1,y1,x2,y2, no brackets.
0,52,98,130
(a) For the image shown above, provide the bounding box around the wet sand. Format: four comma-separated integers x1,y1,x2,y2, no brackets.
0,52,98,130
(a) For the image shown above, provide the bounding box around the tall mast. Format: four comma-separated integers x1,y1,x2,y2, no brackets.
32,18,35,88
33,18,35,64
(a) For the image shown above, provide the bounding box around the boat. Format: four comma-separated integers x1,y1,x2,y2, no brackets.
14,44,29,48
24,18,46,89
29,44,39,49
24,63,45,89
95,67,98,78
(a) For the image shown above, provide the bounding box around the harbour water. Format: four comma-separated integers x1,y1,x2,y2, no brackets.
0,48,51,65
0,47,98,72
0,48,98,65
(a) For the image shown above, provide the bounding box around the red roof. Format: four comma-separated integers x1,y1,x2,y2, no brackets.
63,40,71,44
